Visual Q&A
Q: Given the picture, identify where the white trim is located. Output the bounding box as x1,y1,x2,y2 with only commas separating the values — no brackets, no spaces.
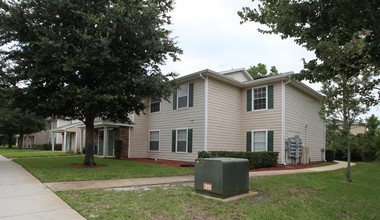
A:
252,85,268,111
176,128,188,153
149,98,161,114
252,129,268,152
148,130,160,152
128,128,131,158
177,83,190,110
75,131,78,153
103,126,108,156
281,80,285,164
204,76,208,151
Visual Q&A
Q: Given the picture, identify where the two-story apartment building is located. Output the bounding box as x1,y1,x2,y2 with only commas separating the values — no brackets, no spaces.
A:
129,68,326,164
21,68,326,165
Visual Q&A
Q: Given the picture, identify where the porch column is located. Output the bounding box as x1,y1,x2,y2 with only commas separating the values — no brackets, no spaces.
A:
22,136,25,148
79,129,83,153
75,131,78,153
103,126,108,156
51,132,55,152
63,131,67,152
15,136,19,147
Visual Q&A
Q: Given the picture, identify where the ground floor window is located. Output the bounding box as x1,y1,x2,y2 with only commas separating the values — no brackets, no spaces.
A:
177,129,187,152
253,130,267,152
149,130,160,151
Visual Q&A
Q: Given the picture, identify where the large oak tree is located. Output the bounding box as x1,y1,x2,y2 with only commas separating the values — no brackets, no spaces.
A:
239,0,379,181
0,0,182,165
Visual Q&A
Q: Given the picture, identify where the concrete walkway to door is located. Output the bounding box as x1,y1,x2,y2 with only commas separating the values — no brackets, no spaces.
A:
0,155,84,220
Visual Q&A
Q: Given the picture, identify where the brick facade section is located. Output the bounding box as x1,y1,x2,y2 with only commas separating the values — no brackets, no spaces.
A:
115,126,129,158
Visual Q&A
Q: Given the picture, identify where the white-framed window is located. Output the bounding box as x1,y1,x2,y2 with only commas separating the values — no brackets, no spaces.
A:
150,98,161,113
253,130,267,152
149,130,160,151
253,86,267,110
176,128,187,153
177,84,189,109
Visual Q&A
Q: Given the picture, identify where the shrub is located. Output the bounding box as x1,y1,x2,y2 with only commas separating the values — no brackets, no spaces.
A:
114,139,123,159
198,151,279,169
325,149,335,162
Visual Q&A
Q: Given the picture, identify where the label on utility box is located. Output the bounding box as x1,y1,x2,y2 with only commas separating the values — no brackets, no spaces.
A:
203,182,212,191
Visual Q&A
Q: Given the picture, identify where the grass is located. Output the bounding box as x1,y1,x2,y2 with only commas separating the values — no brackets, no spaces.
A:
13,156,194,182
58,162,380,219
0,145,69,158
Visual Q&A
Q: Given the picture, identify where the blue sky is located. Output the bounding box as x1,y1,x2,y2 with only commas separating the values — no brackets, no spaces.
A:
161,0,379,119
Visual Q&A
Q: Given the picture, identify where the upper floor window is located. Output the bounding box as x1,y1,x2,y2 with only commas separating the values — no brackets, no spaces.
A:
150,98,161,113
253,86,267,110
149,130,160,151
178,84,189,109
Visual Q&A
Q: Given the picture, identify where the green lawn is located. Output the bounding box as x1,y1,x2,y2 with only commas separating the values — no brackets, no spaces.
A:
14,156,194,182
58,162,380,219
0,145,68,158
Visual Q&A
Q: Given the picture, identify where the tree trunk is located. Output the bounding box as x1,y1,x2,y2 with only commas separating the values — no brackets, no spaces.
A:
18,133,24,150
83,116,96,166
346,130,352,182
8,133,13,148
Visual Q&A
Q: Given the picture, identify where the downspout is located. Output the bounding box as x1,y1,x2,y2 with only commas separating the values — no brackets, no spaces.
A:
199,73,208,151
282,80,291,165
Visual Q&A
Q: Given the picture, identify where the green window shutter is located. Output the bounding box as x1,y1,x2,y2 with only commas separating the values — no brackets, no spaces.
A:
267,130,274,151
268,85,274,109
246,131,252,152
173,89,177,110
172,130,176,152
188,129,193,153
247,89,252,111
189,83,194,107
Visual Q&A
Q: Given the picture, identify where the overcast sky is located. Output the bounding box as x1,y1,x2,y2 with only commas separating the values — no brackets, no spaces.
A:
161,0,379,119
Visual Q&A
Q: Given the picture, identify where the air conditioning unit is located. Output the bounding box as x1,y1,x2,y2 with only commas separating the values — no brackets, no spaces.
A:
194,158,249,198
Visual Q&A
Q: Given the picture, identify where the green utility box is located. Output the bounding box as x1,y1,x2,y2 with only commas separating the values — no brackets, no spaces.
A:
194,158,249,198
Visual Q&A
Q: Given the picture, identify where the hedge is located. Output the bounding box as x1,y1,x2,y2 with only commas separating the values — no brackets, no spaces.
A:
114,139,123,159
34,143,62,151
198,151,279,169
325,149,335,162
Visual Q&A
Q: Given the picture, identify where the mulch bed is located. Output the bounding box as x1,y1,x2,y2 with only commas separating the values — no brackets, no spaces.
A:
251,161,337,172
119,158,336,171
120,158,195,168
69,164,107,169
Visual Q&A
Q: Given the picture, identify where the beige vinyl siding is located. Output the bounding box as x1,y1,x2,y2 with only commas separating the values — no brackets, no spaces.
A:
207,77,243,151
129,105,149,158
223,71,250,82
146,79,204,162
285,84,325,162
32,131,50,145
241,81,283,162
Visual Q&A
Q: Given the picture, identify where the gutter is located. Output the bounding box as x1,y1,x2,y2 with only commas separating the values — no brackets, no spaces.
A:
281,80,291,165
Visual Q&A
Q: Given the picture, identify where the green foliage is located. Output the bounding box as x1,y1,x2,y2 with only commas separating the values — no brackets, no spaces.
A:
114,139,123,159
198,151,278,169
326,115,380,162
325,150,335,162
247,63,279,79
0,0,182,165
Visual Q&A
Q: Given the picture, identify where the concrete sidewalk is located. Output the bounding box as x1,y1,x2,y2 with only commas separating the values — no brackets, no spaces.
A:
45,161,352,192
0,155,84,220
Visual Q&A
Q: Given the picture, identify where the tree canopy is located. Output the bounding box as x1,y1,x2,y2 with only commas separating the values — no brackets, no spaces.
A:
239,0,379,182
247,63,278,79
0,0,182,165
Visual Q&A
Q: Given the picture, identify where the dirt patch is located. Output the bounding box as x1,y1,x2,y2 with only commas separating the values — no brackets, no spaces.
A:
249,194,270,202
69,164,107,168
251,162,337,172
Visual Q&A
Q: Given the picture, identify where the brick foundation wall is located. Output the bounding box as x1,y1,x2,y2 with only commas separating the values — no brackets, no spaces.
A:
115,127,129,158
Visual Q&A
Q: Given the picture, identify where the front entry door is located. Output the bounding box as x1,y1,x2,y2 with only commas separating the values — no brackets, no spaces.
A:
107,130,115,156
98,130,104,156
